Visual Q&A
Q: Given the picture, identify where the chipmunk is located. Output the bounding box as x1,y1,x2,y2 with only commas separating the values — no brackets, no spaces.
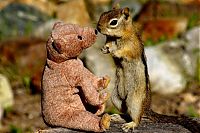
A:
97,7,200,132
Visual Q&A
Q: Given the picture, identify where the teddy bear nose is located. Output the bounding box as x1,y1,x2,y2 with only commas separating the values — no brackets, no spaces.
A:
95,29,98,35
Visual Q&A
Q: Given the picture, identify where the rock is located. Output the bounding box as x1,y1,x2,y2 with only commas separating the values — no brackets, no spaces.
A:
14,0,56,16
0,2,52,40
136,1,200,42
0,74,14,109
55,0,91,26
145,26,200,94
0,106,2,129
33,19,58,39
142,18,188,42
161,0,200,5
146,43,187,94
136,1,200,23
183,26,200,77
0,0,12,10
180,93,198,103
36,118,194,133
91,0,111,5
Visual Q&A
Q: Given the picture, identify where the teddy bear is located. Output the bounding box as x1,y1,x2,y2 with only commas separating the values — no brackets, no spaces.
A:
41,22,111,132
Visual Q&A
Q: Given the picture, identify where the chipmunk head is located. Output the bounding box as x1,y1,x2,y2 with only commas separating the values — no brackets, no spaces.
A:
97,7,132,38
47,22,98,63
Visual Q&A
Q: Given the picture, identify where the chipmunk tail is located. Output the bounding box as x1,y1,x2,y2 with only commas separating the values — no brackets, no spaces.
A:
145,109,200,133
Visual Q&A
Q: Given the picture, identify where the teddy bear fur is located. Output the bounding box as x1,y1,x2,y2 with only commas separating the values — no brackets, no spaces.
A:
41,22,110,132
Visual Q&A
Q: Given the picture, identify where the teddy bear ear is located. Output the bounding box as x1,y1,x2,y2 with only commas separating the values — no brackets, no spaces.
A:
49,36,63,54
53,21,63,29
122,7,130,20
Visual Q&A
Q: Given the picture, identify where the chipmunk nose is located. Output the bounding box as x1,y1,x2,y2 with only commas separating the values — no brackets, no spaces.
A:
95,29,98,35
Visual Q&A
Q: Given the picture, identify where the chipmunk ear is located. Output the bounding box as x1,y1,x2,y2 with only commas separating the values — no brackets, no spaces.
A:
122,7,130,20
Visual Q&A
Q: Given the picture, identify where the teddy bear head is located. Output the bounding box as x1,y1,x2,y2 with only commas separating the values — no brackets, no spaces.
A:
47,22,98,63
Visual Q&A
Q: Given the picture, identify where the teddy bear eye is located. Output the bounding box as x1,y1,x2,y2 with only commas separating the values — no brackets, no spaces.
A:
77,35,82,40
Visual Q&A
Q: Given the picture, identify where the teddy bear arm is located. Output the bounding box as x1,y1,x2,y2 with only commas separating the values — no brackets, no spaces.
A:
81,67,105,90
80,80,102,106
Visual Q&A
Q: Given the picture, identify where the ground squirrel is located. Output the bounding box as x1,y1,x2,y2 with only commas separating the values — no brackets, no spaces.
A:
97,7,200,132
42,22,111,132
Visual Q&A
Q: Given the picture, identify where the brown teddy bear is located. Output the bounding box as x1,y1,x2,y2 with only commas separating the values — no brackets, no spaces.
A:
41,22,111,132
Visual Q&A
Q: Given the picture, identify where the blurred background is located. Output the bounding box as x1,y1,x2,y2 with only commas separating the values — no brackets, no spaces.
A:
0,0,199,132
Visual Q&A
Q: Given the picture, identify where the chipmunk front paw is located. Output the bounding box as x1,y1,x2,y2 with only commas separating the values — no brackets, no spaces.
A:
103,75,110,89
101,45,110,54
96,76,110,91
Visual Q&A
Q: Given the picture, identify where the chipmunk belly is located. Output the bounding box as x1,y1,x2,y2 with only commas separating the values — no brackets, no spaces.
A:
122,59,146,99
116,67,126,99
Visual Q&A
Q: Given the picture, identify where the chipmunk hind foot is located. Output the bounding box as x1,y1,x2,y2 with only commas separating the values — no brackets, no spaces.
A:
121,121,138,132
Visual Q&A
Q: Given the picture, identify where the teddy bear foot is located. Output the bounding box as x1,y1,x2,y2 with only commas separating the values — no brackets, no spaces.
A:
100,113,111,131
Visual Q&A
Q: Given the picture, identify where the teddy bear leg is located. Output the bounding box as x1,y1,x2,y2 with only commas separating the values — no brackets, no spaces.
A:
95,103,106,116
55,109,110,132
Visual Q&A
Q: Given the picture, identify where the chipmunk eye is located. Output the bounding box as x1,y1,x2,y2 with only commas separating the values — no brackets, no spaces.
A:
109,18,118,27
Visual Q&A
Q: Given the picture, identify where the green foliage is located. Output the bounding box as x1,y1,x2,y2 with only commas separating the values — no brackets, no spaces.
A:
0,65,19,82
158,35,167,43
188,14,199,29
144,38,154,46
4,106,13,117
187,105,199,118
9,125,23,133
24,21,33,36
22,75,31,89
144,35,168,46
105,106,120,114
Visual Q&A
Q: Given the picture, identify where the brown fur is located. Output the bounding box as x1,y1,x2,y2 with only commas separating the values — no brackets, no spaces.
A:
97,7,200,132
42,22,111,132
